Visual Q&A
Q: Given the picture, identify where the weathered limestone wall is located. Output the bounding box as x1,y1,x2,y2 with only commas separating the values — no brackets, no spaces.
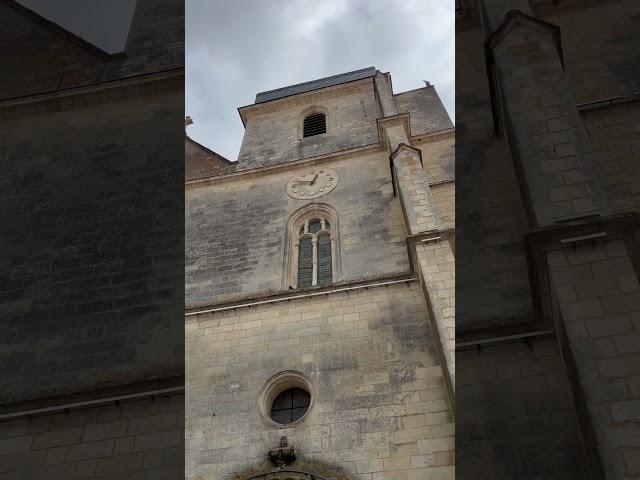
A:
458,0,640,478
186,282,453,480
373,69,457,409
0,0,184,100
489,13,608,225
455,26,534,333
457,337,590,479
456,2,589,477
414,240,456,401
547,236,640,478
237,81,382,169
431,183,455,229
393,150,441,234
534,0,640,103
417,137,455,184
583,102,640,214
186,138,235,181
535,0,640,216
395,88,454,136
187,68,456,479
185,151,410,308
0,393,184,479
417,136,455,229
0,2,185,479
0,88,185,403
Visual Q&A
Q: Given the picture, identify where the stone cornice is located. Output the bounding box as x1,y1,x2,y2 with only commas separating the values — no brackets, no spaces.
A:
406,227,455,246
185,135,457,190
0,68,184,121
0,376,184,419
577,92,640,113
456,213,640,340
524,212,639,251
185,142,385,188
376,113,412,150
411,127,455,144
405,228,456,272
456,328,554,349
185,273,417,316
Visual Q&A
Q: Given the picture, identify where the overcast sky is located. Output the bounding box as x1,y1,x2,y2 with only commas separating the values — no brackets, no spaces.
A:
186,0,454,161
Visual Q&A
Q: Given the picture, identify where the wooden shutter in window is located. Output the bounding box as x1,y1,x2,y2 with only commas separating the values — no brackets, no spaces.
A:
317,233,332,286
298,237,313,287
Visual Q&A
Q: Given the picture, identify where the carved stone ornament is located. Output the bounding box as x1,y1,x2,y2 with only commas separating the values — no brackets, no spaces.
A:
268,436,296,467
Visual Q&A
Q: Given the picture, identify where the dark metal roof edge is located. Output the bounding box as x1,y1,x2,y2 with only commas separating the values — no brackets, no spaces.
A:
254,66,377,104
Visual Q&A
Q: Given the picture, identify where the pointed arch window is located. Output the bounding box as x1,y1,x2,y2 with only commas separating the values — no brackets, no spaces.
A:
297,216,332,288
285,205,339,290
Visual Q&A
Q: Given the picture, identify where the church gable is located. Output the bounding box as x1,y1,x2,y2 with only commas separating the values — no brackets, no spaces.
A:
394,86,454,136
0,0,184,100
0,1,104,100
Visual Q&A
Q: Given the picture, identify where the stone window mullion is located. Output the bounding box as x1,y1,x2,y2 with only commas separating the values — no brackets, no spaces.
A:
311,235,318,287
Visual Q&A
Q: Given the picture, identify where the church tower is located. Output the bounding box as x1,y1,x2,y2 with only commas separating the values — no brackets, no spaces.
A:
185,67,455,479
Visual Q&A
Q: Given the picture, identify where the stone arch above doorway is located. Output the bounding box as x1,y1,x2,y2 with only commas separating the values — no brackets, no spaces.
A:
236,460,353,480
244,472,325,480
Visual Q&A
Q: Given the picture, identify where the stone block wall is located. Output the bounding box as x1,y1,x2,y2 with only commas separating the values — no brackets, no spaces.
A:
237,81,382,169
418,136,455,229
455,26,535,333
415,239,456,399
185,151,410,308
534,0,640,103
186,137,236,181
0,393,184,479
186,281,453,480
0,87,185,403
0,0,184,100
418,138,455,184
583,102,640,213
431,183,455,230
457,337,590,479
0,1,185,478
395,88,454,137
548,237,640,478
393,152,441,235
457,0,640,477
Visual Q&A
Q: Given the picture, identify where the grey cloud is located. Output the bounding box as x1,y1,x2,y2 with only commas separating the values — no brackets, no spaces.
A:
186,0,454,161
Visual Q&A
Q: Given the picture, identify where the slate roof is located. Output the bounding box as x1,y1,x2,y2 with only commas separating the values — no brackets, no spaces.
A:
254,66,377,104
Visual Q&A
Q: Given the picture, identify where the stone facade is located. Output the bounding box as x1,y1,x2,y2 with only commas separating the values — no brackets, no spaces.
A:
186,69,455,479
186,137,236,181
0,1,185,478
457,0,640,478
0,394,184,479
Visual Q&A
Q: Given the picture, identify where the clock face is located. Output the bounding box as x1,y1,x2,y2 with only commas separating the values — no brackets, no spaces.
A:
286,167,339,199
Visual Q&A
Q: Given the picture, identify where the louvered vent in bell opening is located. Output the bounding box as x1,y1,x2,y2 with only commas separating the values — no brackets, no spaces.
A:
303,113,326,137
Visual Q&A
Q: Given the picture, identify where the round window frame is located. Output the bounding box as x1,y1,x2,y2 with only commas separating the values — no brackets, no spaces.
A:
258,370,314,428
